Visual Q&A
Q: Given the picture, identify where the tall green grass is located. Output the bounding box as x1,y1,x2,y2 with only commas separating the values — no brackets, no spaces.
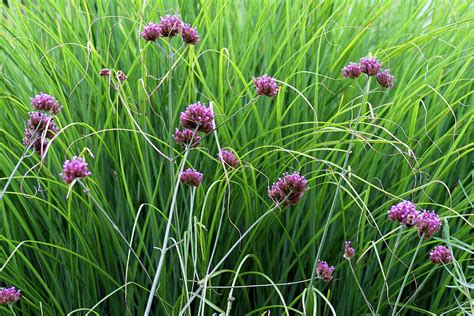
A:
1,0,472,314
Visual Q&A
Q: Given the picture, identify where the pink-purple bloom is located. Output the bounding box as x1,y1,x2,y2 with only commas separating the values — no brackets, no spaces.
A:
359,56,381,76
376,69,394,88
429,245,452,264
387,200,419,227
141,22,161,41
158,15,183,37
180,168,203,187
179,102,214,134
268,172,307,207
344,241,355,259
316,261,335,283
0,286,21,305
174,128,201,147
254,75,278,97
117,71,127,81
182,24,199,45
99,68,110,77
218,149,239,168
61,157,92,184
23,112,58,155
31,93,61,114
342,62,361,79
416,210,442,238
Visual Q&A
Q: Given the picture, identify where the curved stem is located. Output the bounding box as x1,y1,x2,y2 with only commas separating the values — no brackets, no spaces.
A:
0,141,35,200
348,260,375,315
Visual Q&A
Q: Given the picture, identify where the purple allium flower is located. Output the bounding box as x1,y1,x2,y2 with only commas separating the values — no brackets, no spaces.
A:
268,172,308,207
61,157,91,184
376,69,394,88
31,93,61,114
359,56,381,76
179,102,214,134
117,71,127,81
416,210,442,238
180,168,203,187
344,241,355,260
181,24,199,45
218,149,239,168
254,75,278,97
429,245,452,264
141,22,161,41
341,62,361,79
316,261,335,283
387,200,419,226
174,128,201,147
99,68,110,77
0,287,21,305
158,15,184,37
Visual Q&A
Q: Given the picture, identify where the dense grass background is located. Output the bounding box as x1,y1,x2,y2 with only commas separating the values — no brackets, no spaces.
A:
1,0,473,314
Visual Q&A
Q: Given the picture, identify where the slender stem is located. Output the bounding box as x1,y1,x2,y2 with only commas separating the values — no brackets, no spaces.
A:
348,260,375,315
8,304,17,316
168,41,175,182
0,141,35,200
306,76,371,310
392,234,424,315
400,269,435,310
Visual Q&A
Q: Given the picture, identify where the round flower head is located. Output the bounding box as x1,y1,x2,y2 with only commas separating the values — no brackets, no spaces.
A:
174,128,201,147
342,62,361,79
158,15,183,37
344,241,355,260
181,24,199,45
376,69,394,88
99,68,110,77
31,93,61,114
254,75,278,97
316,261,335,283
359,56,381,76
61,157,92,184
0,287,21,305
180,168,203,187
429,245,452,264
218,149,239,168
117,71,127,81
179,102,214,134
416,210,442,238
23,112,58,153
141,22,161,41
387,200,419,226
268,172,308,207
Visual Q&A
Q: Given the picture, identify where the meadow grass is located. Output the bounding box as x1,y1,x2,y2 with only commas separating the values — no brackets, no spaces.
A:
1,0,473,314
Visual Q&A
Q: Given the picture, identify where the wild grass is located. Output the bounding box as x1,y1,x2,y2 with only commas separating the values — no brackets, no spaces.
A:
1,0,473,314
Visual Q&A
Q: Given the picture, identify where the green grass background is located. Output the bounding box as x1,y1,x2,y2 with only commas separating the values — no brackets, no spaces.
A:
1,0,473,314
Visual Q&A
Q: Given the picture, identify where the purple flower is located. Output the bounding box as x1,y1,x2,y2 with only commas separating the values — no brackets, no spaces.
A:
61,157,91,184
254,75,278,97
387,200,419,226
182,24,199,45
0,287,21,305
344,241,355,259
376,69,394,88
117,71,127,81
23,112,58,156
342,62,361,79
158,15,183,37
268,172,307,207
359,56,381,76
180,168,203,187
31,93,61,114
316,261,335,283
416,210,442,238
179,102,214,134
99,68,110,77
429,245,452,264
141,22,161,41
174,128,201,147
218,149,239,168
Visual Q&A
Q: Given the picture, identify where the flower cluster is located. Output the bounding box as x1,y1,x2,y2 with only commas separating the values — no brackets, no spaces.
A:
174,128,201,147
141,15,199,45
218,149,239,168
344,241,355,260
179,102,214,134
0,286,21,305
31,93,61,114
342,55,394,88
61,157,91,184
316,261,335,283
429,245,452,264
268,172,307,207
180,168,203,187
416,210,442,238
116,71,127,81
254,75,278,97
99,68,110,77
23,111,59,156
387,200,419,227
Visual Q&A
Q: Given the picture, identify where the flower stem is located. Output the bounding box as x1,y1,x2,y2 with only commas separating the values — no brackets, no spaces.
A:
168,40,175,182
348,260,375,314
0,141,35,200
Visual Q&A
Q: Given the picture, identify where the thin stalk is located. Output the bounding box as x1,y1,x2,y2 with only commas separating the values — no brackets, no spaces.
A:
306,76,371,309
348,260,375,315
400,269,435,310
392,234,424,315
168,41,175,182
8,304,16,316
